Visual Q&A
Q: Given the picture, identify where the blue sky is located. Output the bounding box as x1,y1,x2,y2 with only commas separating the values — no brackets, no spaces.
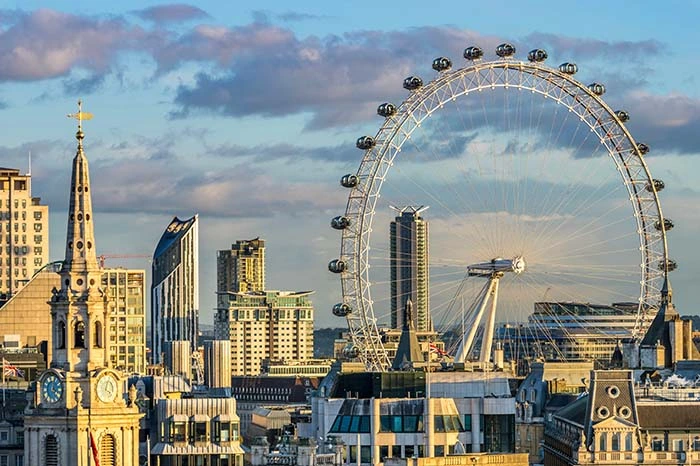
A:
1,1,699,329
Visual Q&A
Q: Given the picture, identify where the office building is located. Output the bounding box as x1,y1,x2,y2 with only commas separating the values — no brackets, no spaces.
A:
102,268,147,374
390,206,431,332
217,238,265,294
0,167,49,299
215,290,314,376
151,215,199,363
150,397,244,466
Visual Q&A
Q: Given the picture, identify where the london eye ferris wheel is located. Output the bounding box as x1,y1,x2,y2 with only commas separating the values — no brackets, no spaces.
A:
328,43,673,372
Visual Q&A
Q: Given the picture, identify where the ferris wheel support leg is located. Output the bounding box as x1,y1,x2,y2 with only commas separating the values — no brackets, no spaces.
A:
455,278,497,363
479,277,500,365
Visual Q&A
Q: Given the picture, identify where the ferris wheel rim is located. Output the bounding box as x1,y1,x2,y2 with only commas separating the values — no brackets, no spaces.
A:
337,57,669,372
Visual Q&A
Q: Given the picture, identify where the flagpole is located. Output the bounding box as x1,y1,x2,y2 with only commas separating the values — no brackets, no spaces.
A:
2,358,6,408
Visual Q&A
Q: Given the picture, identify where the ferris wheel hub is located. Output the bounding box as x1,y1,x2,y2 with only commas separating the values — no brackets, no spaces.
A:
468,256,526,277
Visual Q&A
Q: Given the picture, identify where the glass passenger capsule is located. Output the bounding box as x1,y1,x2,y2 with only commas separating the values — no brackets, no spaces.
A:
403,76,423,91
343,345,360,358
356,136,376,150
432,56,452,72
332,303,352,317
463,46,484,60
527,49,548,62
658,259,677,272
559,63,578,74
340,174,359,188
645,179,665,192
331,216,351,230
636,143,650,155
588,83,606,96
328,259,346,273
615,110,630,122
654,218,674,231
377,102,397,117
496,43,516,58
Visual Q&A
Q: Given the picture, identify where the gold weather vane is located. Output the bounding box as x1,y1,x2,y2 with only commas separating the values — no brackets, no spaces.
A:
67,99,94,130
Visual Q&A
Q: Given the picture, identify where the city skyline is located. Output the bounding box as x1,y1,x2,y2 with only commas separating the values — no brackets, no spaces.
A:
1,2,699,328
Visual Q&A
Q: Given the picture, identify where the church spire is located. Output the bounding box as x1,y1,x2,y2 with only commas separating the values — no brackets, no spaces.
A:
63,100,99,275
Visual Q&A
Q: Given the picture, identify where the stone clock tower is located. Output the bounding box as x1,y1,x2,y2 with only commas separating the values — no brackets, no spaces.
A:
24,102,143,466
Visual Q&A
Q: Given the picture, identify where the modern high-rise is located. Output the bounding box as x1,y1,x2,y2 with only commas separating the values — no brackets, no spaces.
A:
214,290,314,376
151,215,199,363
0,167,49,299
390,205,431,332
217,238,265,293
102,268,146,374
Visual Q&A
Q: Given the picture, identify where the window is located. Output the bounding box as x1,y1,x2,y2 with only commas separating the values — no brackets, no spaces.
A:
45,435,58,466
74,322,86,348
391,445,401,458
599,433,607,451
434,445,444,457
464,414,472,431
0,431,7,442
193,422,207,443
93,321,102,348
0,455,8,466
625,433,633,451
100,434,116,466
14,455,22,466
652,438,663,451
170,422,186,442
484,414,515,453
612,433,620,451
379,446,389,460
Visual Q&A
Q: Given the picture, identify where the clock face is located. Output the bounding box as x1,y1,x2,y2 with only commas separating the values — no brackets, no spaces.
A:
41,373,64,404
97,375,118,403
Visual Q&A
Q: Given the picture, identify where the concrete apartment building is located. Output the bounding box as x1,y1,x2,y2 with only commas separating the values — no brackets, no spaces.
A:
215,290,315,376
0,167,49,300
102,268,147,374
217,238,265,293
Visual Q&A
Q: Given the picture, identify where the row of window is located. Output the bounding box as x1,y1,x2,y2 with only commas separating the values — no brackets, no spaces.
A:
330,414,464,434
0,222,42,232
0,246,43,256
2,235,42,244
165,420,239,444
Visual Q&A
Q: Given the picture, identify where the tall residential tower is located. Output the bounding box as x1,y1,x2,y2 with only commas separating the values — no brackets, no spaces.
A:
390,206,431,332
0,167,49,299
151,215,199,363
217,238,265,293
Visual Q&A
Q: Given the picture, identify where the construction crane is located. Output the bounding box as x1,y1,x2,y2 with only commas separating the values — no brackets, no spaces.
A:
98,254,151,269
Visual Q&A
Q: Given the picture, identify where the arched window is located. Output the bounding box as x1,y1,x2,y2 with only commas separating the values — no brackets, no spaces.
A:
100,434,116,466
45,434,58,466
599,433,607,451
93,321,102,348
57,321,66,349
74,322,86,348
612,432,620,451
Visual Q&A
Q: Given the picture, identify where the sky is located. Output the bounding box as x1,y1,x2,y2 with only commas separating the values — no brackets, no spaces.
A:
1,1,699,329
